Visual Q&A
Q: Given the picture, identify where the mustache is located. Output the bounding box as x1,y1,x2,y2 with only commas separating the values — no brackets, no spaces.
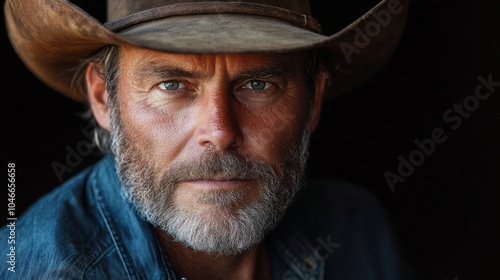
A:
162,150,278,183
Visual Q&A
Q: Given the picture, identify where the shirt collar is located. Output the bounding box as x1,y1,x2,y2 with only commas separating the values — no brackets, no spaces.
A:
267,201,326,280
90,154,176,279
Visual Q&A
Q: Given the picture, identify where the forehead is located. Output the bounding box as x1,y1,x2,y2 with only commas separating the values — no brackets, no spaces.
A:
119,46,307,73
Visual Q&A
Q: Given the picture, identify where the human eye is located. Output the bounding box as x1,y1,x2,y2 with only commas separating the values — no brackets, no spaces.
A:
243,80,272,91
158,80,185,91
235,79,280,105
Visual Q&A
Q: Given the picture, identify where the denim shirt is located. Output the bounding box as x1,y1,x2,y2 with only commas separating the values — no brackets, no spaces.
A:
0,155,414,279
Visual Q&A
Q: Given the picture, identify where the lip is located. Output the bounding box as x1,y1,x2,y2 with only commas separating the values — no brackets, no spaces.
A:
182,179,251,190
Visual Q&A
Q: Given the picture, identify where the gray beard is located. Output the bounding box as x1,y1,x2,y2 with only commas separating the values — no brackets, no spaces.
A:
109,102,311,256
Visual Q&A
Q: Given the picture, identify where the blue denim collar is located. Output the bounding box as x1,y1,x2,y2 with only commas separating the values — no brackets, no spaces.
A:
268,222,326,279
89,155,176,279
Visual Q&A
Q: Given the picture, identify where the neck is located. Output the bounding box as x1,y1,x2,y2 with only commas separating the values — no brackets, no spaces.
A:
155,229,272,280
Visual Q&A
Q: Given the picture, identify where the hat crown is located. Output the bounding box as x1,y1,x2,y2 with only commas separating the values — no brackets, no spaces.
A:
107,0,312,22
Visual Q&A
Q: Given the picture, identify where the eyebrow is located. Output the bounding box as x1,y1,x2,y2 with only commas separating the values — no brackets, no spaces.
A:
137,62,196,80
135,58,296,81
237,60,295,80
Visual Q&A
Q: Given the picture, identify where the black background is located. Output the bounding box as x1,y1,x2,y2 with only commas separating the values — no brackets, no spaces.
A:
2,0,500,279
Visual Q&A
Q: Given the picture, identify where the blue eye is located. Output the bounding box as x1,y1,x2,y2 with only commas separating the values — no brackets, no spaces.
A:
159,81,184,90
245,80,271,90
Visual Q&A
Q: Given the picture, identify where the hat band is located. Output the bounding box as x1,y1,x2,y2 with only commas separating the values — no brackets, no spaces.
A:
104,2,323,33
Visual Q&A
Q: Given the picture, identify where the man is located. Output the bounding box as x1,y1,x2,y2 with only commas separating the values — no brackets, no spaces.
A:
2,0,414,279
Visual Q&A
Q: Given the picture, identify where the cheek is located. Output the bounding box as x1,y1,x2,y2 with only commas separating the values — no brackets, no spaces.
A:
119,97,194,166
242,105,308,163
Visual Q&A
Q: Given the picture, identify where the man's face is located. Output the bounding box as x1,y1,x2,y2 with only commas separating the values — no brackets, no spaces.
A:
106,46,321,255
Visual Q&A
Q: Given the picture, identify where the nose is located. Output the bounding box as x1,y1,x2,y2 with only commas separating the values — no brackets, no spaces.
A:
195,91,242,151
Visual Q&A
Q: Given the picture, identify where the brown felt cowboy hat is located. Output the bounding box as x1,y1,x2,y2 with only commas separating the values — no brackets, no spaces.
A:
4,0,408,103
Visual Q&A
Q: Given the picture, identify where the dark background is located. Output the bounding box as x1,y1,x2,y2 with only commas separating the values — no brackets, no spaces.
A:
2,0,499,279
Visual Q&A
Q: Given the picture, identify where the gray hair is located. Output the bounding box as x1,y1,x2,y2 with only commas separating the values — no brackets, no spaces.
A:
73,45,120,153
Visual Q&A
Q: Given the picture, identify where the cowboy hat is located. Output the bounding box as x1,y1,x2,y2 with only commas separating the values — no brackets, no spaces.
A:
4,0,408,103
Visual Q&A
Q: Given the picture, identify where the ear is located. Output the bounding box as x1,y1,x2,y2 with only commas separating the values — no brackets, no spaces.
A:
86,63,111,131
308,70,328,132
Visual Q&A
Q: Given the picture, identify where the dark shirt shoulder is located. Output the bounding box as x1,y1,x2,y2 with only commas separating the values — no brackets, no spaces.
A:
277,177,415,280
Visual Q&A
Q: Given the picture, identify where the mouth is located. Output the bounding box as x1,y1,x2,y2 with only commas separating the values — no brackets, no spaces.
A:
183,178,251,189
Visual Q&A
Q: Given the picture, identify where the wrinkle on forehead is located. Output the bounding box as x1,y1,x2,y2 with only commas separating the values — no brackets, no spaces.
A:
120,45,305,79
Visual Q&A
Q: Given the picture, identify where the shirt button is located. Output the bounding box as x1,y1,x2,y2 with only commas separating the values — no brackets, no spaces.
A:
303,256,317,271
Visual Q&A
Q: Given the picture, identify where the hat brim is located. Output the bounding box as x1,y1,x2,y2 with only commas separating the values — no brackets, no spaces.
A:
4,0,408,103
